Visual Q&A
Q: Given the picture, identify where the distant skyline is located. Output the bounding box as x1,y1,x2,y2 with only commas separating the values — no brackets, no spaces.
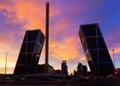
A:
0,0,120,74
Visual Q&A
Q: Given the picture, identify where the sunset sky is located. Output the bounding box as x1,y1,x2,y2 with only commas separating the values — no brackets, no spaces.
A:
0,0,120,74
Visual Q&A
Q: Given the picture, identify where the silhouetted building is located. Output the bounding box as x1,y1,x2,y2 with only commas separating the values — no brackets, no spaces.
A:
77,63,87,76
73,70,77,77
83,65,87,76
79,23,114,76
37,64,54,73
61,60,68,75
54,70,62,74
14,29,45,75
77,63,83,76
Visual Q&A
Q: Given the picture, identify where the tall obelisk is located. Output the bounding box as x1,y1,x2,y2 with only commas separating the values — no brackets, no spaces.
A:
45,2,49,72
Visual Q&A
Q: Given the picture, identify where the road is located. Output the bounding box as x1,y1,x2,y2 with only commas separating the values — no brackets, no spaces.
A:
0,78,120,86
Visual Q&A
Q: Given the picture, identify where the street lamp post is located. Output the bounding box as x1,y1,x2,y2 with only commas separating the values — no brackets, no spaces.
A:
5,52,7,75
112,49,115,73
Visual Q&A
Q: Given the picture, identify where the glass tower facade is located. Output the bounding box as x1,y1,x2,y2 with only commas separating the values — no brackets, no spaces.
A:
79,23,114,76
14,29,45,75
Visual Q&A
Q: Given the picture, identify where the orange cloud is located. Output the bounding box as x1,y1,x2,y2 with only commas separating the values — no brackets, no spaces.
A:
11,1,45,33
0,0,59,35
49,36,81,60
79,57,86,61
12,0,58,34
